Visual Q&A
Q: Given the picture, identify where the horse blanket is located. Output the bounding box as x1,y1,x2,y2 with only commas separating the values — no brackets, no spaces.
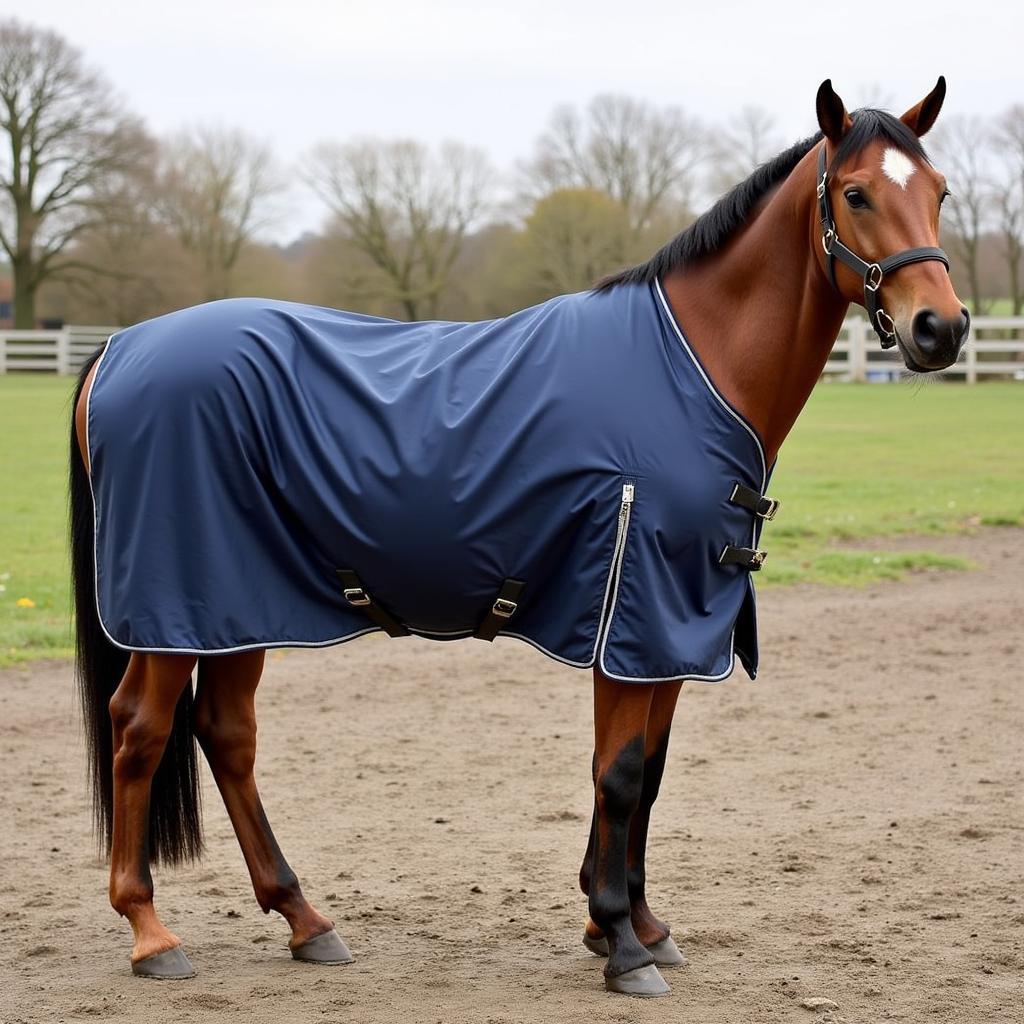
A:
86,280,771,683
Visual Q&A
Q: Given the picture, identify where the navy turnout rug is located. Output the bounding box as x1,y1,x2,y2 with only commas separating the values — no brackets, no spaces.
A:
87,280,772,683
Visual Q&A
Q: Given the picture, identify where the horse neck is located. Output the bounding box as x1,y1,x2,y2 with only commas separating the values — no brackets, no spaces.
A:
659,150,849,465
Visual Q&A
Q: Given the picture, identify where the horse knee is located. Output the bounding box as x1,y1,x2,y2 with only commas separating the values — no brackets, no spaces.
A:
596,736,645,821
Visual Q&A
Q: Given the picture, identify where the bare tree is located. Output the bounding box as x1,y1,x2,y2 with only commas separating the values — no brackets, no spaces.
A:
307,139,491,320
157,127,282,301
522,94,706,233
931,116,992,314
993,106,1024,315
521,187,631,295
709,104,783,193
0,19,148,327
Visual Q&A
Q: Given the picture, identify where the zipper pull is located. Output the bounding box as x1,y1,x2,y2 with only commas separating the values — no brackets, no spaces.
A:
621,483,635,504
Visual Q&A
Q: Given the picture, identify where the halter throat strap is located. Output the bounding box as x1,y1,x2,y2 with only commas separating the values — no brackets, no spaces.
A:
816,144,949,349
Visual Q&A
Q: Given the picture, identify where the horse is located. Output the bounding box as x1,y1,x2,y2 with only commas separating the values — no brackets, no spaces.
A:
68,78,967,997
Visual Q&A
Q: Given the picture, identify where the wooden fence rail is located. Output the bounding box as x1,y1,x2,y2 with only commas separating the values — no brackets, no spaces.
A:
1,318,1022,381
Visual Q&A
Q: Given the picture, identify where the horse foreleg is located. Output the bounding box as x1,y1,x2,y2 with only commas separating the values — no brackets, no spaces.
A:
108,652,197,977
585,668,668,996
193,650,350,965
581,681,685,967
623,681,684,958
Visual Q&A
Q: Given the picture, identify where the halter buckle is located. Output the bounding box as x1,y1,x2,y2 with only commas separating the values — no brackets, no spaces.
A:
875,309,897,343
816,172,827,200
865,263,884,292
822,227,836,255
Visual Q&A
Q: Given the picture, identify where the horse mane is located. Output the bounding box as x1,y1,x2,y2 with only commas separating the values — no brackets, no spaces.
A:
597,108,930,290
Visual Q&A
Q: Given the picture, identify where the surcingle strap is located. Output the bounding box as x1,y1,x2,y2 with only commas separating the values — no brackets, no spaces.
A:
335,569,409,637
719,545,767,571
729,482,780,520
474,578,526,642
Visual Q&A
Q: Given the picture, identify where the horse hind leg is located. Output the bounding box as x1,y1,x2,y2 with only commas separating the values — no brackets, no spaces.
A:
192,650,351,965
108,652,199,978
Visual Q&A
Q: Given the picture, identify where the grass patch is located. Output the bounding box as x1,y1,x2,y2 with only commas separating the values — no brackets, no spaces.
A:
761,550,972,587
759,380,1023,586
0,375,77,665
0,375,1020,664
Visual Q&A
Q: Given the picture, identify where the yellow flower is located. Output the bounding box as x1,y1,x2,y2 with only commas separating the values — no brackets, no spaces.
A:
16,597,35,608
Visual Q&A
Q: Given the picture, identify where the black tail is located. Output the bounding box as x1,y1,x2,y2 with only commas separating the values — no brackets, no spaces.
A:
70,348,203,865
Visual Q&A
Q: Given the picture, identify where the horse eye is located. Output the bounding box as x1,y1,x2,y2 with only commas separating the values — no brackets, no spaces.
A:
844,189,868,210
940,189,951,206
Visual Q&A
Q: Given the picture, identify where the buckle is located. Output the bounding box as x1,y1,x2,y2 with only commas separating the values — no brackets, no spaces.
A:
816,172,827,200
821,227,836,255
492,597,518,618
719,545,768,570
875,309,897,338
761,498,780,521
343,587,371,607
865,263,884,292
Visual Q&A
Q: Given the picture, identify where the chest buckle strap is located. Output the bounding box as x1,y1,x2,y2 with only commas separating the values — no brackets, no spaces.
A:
719,545,767,571
335,568,410,638
729,482,780,520
475,578,526,642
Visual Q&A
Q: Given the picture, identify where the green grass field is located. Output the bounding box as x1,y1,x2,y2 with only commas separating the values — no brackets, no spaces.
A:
0,375,1021,665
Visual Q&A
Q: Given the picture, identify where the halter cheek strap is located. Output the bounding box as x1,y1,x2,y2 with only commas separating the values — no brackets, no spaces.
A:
816,145,950,349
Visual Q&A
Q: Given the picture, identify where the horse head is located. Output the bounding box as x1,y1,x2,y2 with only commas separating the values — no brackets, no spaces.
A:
816,77,969,372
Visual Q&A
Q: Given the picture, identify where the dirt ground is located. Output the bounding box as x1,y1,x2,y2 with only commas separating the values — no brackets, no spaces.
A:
1,530,1022,1024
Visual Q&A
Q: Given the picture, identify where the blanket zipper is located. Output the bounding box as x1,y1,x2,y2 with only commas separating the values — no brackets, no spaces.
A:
596,481,635,648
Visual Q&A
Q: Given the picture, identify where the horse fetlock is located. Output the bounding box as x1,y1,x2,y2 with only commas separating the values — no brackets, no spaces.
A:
588,885,632,934
255,867,303,915
603,930,656,980
109,876,155,917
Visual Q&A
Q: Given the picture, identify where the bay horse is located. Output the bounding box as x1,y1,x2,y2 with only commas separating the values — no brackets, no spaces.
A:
68,79,967,997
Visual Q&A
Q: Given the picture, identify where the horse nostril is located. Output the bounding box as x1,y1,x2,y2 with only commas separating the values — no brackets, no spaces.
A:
911,309,942,353
955,306,971,347
912,307,970,357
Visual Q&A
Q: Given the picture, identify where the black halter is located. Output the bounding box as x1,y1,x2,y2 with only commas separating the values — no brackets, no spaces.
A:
816,144,950,349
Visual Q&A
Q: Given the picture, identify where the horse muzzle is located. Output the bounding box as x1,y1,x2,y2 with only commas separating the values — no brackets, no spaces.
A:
900,306,970,371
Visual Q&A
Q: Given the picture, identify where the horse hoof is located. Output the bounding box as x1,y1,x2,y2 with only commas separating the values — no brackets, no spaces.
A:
290,929,353,965
646,935,687,967
131,945,196,980
604,963,670,998
583,932,687,967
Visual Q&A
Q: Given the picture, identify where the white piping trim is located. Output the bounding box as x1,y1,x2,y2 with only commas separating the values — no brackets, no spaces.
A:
653,278,767,489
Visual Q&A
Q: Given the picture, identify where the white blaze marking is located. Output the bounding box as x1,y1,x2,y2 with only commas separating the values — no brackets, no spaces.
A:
882,147,916,190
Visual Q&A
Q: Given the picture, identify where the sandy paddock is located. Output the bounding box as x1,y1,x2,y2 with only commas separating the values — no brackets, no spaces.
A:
1,530,1021,1024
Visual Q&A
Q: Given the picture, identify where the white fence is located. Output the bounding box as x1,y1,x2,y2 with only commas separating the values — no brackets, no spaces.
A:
1,318,1022,381
0,326,118,376
824,316,1024,382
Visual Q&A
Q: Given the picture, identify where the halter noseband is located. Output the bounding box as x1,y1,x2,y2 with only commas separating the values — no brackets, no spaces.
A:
816,144,950,349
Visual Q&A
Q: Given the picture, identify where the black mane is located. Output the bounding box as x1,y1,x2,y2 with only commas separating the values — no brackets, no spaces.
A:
597,108,929,290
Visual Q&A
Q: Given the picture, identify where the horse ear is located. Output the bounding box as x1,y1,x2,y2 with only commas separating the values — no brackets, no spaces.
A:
816,80,852,143
900,76,946,137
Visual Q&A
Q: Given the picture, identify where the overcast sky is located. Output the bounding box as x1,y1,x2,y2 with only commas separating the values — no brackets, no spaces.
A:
12,0,1023,242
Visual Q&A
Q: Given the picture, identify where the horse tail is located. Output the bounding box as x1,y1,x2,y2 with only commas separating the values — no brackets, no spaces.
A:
69,347,204,865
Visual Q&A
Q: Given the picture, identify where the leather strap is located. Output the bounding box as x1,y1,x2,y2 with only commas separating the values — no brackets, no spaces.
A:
335,568,409,638
719,545,767,571
474,578,526,642
729,482,780,520
816,144,950,350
